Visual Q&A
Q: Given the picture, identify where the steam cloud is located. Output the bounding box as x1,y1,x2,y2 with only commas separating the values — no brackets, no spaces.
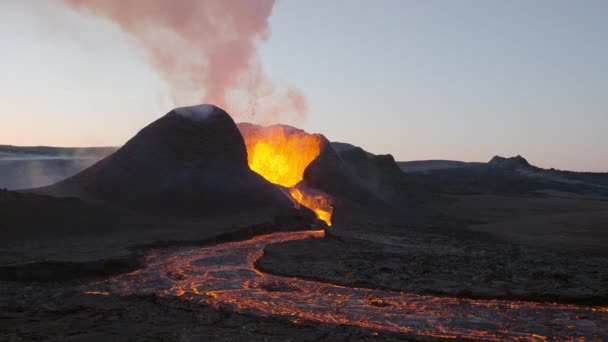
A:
60,0,307,123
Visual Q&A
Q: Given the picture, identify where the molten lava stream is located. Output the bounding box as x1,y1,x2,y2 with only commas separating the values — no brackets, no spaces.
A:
240,125,333,225
86,231,608,341
289,187,333,226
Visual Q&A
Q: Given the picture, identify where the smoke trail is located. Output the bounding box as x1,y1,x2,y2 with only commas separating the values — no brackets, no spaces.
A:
61,0,307,123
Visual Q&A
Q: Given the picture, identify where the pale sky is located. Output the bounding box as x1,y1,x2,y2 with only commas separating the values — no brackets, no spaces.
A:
1,0,607,171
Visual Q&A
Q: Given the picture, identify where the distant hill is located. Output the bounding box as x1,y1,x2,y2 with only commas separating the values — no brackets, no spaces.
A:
4,135,607,200
397,160,484,173
413,155,608,196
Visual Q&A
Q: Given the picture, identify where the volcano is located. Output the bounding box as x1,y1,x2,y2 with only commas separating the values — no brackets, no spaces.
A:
34,105,306,218
237,123,415,224
237,123,335,225
31,105,412,226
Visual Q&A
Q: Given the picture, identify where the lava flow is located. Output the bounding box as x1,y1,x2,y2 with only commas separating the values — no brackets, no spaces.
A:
239,124,333,225
87,231,608,341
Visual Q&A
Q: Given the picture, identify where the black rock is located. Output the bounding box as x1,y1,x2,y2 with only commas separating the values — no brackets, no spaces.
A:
488,155,531,169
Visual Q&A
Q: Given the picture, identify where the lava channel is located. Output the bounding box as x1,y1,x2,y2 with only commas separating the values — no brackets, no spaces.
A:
86,230,608,341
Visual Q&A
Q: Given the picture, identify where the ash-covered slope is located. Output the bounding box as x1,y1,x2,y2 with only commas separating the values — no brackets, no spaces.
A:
34,105,298,217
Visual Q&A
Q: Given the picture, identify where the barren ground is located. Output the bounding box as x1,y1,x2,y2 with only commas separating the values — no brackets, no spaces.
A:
258,193,608,304
0,281,416,342
2,192,607,340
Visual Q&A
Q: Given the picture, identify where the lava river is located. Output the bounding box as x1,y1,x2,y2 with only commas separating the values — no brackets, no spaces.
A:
86,230,608,341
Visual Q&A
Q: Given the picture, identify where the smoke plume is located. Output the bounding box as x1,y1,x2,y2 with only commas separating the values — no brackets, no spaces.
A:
61,0,307,123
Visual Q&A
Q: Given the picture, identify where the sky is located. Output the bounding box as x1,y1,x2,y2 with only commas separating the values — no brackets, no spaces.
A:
1,0,607,171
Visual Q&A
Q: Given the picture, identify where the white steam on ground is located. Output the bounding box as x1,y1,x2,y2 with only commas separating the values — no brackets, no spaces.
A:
0,147,115,190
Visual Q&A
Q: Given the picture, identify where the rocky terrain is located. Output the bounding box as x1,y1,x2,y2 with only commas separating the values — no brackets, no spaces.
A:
258,149,608,306
258,191,608,306
259,210,608,305
0,281,417,342
2,107,607,340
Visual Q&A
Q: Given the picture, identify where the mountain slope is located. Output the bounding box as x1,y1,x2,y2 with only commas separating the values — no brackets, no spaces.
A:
33,105,301,217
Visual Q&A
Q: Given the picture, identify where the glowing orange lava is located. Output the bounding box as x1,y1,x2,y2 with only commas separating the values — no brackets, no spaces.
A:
87,231,608,340
289,187,333,226
239,124,333,225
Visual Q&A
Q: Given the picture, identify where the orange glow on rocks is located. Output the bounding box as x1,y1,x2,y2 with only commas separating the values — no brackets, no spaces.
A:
240,124,333,225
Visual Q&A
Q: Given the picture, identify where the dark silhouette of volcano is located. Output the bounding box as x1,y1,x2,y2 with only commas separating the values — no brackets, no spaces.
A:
34,105,298,217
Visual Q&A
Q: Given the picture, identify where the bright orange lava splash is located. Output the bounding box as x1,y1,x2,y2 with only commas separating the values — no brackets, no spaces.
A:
289,188,333,226
240,124,333,225
87,231,608,340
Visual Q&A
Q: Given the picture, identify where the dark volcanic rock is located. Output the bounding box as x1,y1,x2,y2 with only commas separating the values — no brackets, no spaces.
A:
34,105,298,217
488,155,531,169
258,212,608,305
306,143,432,208
302,139,380,205
330,141,374,156
338,147,408,201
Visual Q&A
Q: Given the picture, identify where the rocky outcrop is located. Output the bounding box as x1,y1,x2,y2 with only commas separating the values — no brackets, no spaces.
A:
488,155,532,169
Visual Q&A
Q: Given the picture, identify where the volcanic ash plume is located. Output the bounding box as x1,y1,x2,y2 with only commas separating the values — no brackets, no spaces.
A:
61,0,307,123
